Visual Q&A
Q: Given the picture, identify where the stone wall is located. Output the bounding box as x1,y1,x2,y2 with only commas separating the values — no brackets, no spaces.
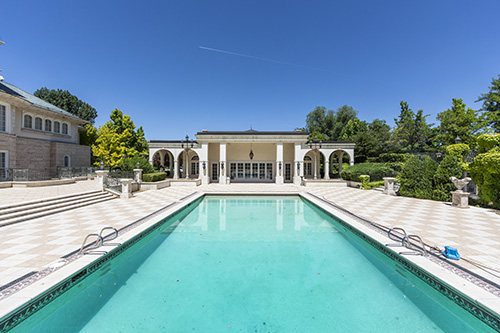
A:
15,137,52,169
0,133,16,167
51,141,90,168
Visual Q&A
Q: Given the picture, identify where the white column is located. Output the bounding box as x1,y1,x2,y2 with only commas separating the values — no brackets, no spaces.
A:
160,151,165,167
313,150,318,180
174,159,179,179
293,142,302,186
185,150,189,179
200,142,209,185
219,142,227,185
276,142,283,185
324,156,330,179
338,151,344,174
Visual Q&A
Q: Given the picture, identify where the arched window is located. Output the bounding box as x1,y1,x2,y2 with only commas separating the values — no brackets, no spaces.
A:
35,117,43,130
54,121,61,133
62,123,68,135
23,114,33,128
45,119,52,132
64,155,71,167
191,155,199,161
304,156,312,161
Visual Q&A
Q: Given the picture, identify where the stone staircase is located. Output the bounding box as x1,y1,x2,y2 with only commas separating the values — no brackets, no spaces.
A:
0,191,117,227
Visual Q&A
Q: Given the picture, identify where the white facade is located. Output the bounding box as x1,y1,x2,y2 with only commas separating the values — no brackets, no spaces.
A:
149,130,355,185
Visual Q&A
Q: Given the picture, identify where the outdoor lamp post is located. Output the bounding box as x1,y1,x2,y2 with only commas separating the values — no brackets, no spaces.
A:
308,136,322,180
455,136,461,144
181,135,194,179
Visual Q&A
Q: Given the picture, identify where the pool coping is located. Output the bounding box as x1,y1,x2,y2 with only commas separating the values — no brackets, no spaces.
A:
0,191,499,331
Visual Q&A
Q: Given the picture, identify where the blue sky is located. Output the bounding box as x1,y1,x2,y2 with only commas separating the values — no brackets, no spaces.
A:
1,0,499,140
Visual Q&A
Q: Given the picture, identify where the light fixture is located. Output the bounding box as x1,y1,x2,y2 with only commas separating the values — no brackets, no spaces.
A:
249,150,254,160
297,162,300,170
202,161,206,169
455,136,461,144
136,162,140,169
279,161,282,169
100,161,104,170
221,161,224,169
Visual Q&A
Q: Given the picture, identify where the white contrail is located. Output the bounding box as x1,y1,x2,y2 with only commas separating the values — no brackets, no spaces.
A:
199,46,326,72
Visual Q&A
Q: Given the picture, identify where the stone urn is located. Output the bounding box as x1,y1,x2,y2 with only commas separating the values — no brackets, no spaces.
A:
450,177,471,208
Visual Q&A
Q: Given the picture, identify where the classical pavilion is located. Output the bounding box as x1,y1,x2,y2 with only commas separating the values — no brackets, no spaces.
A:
148,129,355,186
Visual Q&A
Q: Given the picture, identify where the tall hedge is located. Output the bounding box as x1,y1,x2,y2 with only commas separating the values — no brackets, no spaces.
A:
398,155,438,199
471,134,500,205
340,163,396,182
432,155,462,201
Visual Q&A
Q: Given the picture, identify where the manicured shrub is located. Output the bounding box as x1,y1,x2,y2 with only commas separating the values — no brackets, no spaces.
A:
445,143,470,172
378,153,411,163
359,175,370,189
142,172,167,182
470,146,500,204
477,133,500,153
340,163,396,182
398,155,438,199
432,155,463,202
119,155,154,173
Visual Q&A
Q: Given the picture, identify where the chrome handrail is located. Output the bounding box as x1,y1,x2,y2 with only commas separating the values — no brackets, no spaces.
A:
402,234,428,257
78,234,104,255
99,227,118,243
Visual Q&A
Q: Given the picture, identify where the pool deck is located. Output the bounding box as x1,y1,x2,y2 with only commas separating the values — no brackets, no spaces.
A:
1,180,500,319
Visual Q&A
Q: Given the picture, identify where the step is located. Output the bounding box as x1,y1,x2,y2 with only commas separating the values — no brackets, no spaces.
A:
0,192,106,217
0,193,114,222
0,190,102,211
0,195,116,228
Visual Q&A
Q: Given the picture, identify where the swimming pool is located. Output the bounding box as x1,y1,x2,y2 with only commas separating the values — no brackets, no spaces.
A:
1,195,498,332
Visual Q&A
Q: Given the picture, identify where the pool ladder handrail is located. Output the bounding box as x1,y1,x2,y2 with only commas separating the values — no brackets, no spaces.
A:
402,234,428,257
78,234,104,255
79,226,119,255
386,227,429,257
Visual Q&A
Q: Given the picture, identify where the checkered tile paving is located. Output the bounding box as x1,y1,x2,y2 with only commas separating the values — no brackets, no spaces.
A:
0,185,197,286
308,187,500,284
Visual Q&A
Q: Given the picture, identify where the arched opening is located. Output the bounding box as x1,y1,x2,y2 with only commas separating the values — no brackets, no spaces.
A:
177,150,200,179
152,149,174,177
330,150,352,179
304,150,326,179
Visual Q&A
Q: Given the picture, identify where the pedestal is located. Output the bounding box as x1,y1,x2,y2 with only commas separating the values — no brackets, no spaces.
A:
451,190,470,208
383,177,396,196
120,178,133,199
133,169,143,184
95,170,109,191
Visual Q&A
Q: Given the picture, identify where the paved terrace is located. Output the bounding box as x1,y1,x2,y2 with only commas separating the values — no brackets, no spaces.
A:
0,181,499,295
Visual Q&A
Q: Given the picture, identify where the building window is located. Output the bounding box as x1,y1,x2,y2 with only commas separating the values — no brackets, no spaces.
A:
64,155,71,167
0,105,6,132
45,119,52,132
54,121,61,133
62,123,68,135
0,151,7,180
23,114,33,128
35,117,43,130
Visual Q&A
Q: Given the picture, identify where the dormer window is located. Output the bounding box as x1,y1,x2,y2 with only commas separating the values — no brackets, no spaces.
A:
35,117,42,130
24,114,33,129
45,119,52,132
54,121,60,133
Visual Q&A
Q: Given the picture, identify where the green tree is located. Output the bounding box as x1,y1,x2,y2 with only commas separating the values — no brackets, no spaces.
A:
476,74,500,132
398,155,438,199
305,106,331,136
367,119,393,155
330,105,358,140
436,98,483,146
393,101,432,152
34,87,98,123
92,109,149,167
432,155,463,202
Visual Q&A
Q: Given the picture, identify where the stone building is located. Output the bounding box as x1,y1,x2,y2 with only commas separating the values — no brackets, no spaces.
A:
0,81,90,178
149,130,355,186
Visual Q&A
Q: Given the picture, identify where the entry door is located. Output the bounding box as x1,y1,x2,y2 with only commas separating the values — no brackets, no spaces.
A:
211,163,218,181
284,163,292,182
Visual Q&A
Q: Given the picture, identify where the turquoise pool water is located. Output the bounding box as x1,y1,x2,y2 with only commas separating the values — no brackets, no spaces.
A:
8,196,494,332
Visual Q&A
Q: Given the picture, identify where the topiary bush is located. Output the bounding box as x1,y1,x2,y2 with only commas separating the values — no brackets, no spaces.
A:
119,155,154,174
142,172,168,182
359,175,370,189
470,146,500,205
398,155,438,199
378,153,411,163
477,133,500,153
445,143,470,172
432,155,463,202
340,163,396,182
